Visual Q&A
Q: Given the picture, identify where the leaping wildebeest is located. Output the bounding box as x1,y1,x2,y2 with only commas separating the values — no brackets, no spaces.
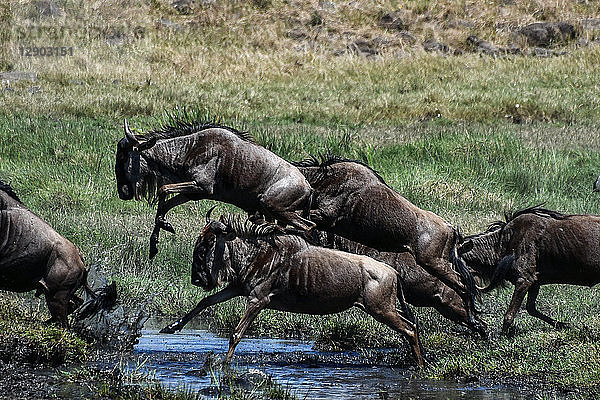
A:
0,181,116,327
315,232,487,337
458,206,600,335
160,212,424,367
293,155,483,333
115,118,315,259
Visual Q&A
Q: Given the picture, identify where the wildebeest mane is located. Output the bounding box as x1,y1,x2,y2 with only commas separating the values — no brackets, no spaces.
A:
504,205,568,222
292,152,387,185
223,215,280,238
0,180,22,203
463,205,565,242
144,117,254,143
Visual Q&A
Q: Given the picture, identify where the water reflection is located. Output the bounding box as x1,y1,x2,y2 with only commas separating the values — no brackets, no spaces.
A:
134,330,527,400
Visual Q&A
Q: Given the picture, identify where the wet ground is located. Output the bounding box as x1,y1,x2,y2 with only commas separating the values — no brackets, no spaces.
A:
131,329,531,399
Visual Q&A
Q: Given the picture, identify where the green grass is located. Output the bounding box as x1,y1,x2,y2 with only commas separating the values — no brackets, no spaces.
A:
0,293,88,365
2,0,600,396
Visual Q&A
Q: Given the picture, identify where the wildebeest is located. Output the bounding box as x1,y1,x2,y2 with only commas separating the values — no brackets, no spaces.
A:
115,118,315,259
293,155,481,327
314,231,487,337
594,175,600,192
0,181,115,327
160,212,424,367
458,206,600,334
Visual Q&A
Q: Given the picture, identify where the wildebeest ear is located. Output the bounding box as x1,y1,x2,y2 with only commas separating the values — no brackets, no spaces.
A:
136,136,158,152
457,239,473,255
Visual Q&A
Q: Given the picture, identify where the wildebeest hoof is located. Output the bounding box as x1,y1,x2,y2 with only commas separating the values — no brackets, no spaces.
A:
159,323,181,334
555,321,570,330
501,325,517,338
149,241,159,260
156,219,176,234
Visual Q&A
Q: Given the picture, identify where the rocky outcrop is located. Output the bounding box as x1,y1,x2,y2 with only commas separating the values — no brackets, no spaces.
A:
516,22,577,47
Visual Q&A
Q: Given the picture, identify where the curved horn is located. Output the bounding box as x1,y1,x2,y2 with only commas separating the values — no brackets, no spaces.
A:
205,205,218,224
124,119,140,146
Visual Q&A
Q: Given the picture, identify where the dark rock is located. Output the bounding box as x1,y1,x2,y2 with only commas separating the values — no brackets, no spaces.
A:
0,71,38,82
422,39,450,54
318,0,335,10
517,22,577,47
286,28,308,40
172,0,195,14
580,18,600,31
234,368,269,389
466,35,499,56
105,30,126,46
378,11,407,31
397,30,417,45
158,18,184,32
308,10,323,26
347,39,379,56
33,0,64,18
527,47,567,57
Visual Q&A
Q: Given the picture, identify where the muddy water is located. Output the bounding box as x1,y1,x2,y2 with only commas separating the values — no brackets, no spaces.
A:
133,330,529,399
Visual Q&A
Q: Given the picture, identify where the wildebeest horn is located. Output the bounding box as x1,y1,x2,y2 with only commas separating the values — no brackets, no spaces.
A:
124,119,140,146
205,205,217,224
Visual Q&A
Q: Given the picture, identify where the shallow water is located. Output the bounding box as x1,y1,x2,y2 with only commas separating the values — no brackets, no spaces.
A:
133,330,530,399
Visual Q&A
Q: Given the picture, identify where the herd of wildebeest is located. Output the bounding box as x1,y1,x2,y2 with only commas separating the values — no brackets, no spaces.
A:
2,117,600,367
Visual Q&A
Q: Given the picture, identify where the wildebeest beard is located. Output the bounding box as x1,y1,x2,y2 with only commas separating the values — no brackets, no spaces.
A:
131,154,160,206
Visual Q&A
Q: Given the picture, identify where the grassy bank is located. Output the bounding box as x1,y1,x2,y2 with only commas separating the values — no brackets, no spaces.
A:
2,0,600,397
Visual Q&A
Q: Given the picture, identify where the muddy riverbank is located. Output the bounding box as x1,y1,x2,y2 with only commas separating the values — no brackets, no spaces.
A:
0,327,591,400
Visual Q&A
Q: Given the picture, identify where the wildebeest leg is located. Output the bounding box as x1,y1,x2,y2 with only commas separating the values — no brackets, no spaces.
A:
150,182,211,259
149,194,192,258
525,283,568,330
45,289,71,328
502,279,531,335
368,307,424,367
361,280,424,367
259,193,316,232
225,296,270,363
155,194,192,233
68,294,84,314
160,285,239,333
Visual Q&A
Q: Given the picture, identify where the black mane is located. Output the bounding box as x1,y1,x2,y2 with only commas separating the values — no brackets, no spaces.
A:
464,205,567,241
0,180,22,203
504,205,567,222
223,215,280,239
141,113,253,143
292,152,387,185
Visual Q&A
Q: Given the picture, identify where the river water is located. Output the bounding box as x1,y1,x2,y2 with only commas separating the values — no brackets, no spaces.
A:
132,330,529,399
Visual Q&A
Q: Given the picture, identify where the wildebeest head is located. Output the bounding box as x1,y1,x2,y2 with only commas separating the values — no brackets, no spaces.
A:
192,211,280,290
457,222,505,283
191,208,236,290
115,119,158,201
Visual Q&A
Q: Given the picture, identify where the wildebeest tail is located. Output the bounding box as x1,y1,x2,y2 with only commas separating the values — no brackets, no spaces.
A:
302,189,314,219
482,254,514,293
75,273,118,321
451,229,481,308
396,274,417,325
